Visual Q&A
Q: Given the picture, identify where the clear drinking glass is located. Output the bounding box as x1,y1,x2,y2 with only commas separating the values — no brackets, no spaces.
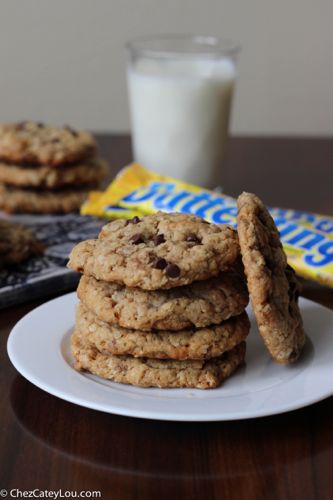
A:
126,34,240,188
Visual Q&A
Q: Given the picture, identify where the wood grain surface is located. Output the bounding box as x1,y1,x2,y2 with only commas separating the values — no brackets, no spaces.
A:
1,135,333,500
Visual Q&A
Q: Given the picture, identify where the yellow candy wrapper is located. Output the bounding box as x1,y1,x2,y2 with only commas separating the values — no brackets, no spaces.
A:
82,163,333,288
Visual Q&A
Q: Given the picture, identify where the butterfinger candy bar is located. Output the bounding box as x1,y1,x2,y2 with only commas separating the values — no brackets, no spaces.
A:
82,163,333,287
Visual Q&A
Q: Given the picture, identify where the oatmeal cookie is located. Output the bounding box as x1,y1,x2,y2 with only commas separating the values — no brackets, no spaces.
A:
0,219,43,266
71,331,246,389
68,212,240,289
0,121,96,165
0,184,90,213
237,192,305,363
77,271,248,330
0,158,107,189
75,302,250,360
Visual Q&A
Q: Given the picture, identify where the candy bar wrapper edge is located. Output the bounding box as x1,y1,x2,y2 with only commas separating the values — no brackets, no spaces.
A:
81,163,333,288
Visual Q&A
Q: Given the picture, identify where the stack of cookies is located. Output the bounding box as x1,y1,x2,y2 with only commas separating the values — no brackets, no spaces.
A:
68,212,251,389
0,121,107,213
68,193,306,390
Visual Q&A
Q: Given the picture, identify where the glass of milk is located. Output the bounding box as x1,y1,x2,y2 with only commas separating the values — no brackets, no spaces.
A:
126,35,239,188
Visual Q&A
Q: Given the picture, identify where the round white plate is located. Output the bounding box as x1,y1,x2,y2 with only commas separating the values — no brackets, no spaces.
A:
7,293,333,421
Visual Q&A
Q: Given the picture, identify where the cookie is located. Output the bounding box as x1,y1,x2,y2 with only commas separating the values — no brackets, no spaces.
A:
0,122,96,166
77,271,248,331
0,219,43,266
71,331,246,389
76,302,250,360
0,184,90,213
68,212,240,289
237,192,305,363
0,158,107,189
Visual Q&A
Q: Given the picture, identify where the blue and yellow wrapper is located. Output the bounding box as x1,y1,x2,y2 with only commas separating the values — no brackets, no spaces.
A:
81,163,333,288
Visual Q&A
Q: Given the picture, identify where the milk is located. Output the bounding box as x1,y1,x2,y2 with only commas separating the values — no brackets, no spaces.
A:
127,57,236,187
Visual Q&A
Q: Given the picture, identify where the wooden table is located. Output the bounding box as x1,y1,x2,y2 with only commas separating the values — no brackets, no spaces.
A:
1,136,333,500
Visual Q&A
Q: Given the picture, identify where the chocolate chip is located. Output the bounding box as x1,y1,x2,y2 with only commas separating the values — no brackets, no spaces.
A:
165,263,180,278
257,212,267,226
125,216,141,225
288,280,300,302
65,125,78,137
285,265,299,301
186,233,202,244
285,264,296,277
37,122,44,128
16,121,28,130
51,137,60,143
130,234,144,245
288,349,298,362
153,233,165,246
152,257,168,270
264,256,275,273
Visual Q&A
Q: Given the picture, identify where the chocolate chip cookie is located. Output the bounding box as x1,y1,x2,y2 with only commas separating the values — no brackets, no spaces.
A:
68,212,240,289
77,271,248,331
71,331,246,389
0,184,90,213
76,302,250,360
0,158,107,189
0,122,96,165
237,192,305,363
0,219,43,266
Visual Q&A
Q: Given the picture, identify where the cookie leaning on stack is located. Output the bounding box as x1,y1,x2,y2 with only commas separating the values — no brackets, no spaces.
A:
237,192,305,363
0,122,107,213
68,212,250,389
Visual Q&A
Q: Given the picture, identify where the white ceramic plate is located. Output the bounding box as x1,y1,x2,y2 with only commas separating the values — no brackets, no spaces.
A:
7,293,333,421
